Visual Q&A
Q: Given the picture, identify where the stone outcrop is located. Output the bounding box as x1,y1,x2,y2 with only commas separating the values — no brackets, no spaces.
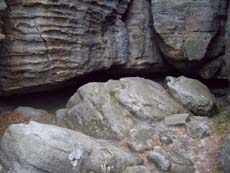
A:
151,0,227,72
0,0,228,94
0,0,167,95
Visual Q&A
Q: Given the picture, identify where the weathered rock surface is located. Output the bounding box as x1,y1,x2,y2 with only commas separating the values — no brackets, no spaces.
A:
127,123,155,152
158,132,174,145
0,93,226,173
125,0,165,71
166,76,216,116
164,113,190,126
0,0,228,94
147,150,171,171
57,77,188,140
123,166,151,173
186,119,209,139
223,135,230,173
151,0,227,72
0,0,167,95
147,147,194,172
14,106,50,120
0,121,142,173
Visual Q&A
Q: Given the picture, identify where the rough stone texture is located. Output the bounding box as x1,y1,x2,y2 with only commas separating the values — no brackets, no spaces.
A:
123,166,151,173
0,0,167,95
127,123,155,153
14,106,50,119
164,113,190,126
169,151,194,173
148,147,194,173
56,108,68,126
158,132,173,145
186,119,209,139
166,76,216,116
151,0,227,72
124,0,165,71
223,135,230,173
147,150,171,171
0,121,142,173
58,77,188,140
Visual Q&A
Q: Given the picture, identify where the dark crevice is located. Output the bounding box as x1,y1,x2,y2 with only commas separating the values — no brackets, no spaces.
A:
121,0,132,22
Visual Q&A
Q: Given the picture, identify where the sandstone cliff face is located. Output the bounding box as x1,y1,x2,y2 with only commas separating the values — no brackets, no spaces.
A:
0,0,229,94
0,0,166,94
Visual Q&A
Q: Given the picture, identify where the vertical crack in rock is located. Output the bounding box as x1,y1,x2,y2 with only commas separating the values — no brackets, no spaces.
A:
32,19,51,82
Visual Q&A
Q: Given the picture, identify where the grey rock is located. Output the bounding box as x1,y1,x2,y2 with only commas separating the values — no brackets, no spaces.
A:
151,0,227,72
166,76,216,116
158,132,173,145
60,77,188,140
164,113,190,126
147,150,171,171
123,166,151,173
0,122,142,173
0,0,167,95
186,120,209,139
14,106,49,120
148,147,194,173
223,135,230,173
55,108,68,126
124,0,166,71
170,151,194,173
127,123,155,153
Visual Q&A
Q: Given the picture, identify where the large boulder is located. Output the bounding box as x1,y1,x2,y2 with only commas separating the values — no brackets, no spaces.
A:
0,0,167,95
0,121,142,173
151,0,227,72
57,77,188,140
166,76,216,116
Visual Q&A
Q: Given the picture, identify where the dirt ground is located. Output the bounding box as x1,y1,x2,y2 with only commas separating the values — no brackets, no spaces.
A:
0,112,55,138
